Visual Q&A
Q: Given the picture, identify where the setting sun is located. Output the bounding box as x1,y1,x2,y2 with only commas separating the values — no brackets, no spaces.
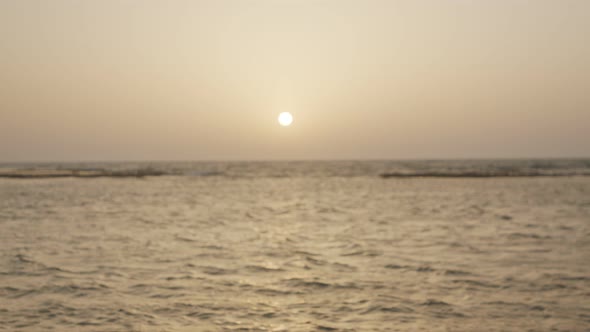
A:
278,112,293,127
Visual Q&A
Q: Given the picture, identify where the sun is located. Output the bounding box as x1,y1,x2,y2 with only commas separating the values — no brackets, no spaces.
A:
278,112,293,126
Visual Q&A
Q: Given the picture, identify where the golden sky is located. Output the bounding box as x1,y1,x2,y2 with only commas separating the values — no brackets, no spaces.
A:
1,0,589,161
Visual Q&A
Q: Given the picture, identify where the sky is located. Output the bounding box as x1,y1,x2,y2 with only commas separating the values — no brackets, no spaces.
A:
1,0,589,161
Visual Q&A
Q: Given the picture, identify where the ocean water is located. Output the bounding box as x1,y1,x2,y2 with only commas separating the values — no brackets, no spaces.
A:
0,160,589,331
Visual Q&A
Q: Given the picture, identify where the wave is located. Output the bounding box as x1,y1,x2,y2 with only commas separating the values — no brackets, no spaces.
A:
184,170,225,177
0,167,168,179
2,159,589,179
281,278,360,290
379,170,590,178
244,265,285,273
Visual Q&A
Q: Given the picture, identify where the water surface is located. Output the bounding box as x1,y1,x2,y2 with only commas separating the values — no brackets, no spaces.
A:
1,161,589,331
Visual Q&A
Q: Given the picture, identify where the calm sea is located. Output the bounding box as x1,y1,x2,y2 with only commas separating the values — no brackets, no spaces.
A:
1,160,589,331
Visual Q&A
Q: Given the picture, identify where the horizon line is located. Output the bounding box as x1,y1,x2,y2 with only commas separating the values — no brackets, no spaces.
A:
1,156,589,164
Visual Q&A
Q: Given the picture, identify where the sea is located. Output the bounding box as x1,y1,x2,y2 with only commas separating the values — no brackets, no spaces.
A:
1,159,589,331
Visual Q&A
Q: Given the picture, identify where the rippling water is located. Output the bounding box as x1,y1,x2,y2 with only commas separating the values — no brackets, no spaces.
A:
1,161,589,331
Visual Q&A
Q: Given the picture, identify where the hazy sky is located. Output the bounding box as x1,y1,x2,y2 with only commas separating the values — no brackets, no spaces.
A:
1,0,589,161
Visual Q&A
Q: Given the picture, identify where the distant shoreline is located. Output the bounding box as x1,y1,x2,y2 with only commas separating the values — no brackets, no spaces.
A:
0,168,168,179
